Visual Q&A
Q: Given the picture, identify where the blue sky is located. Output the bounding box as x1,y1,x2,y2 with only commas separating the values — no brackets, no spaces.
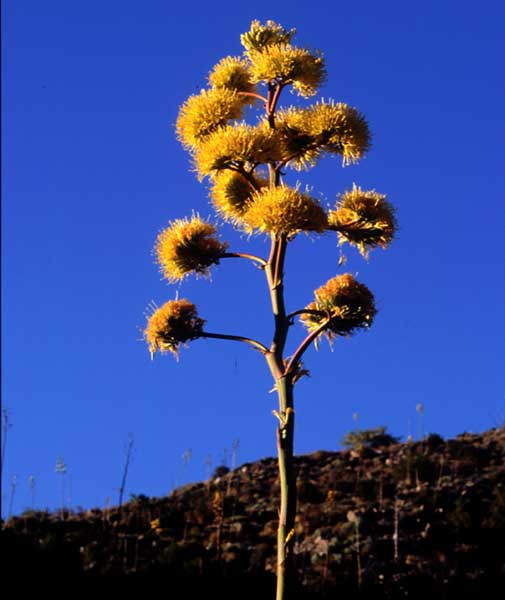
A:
2,0,504,517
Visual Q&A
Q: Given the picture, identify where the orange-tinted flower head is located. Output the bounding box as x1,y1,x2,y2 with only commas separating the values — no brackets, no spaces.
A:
240,20,295,55
144,299,204,358
276,101,371,170
208,56,256,103
243,185,328,237
155,216,228,283
176,88,244,150
247,44,326,98
193,122,282,180
328,185,397,257
301,273,376,341
209,170,268,225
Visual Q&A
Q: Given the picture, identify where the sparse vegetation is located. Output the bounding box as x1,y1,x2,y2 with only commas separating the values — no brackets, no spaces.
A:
118,434,135,512
341,427,400,450
1,428,504,597
28,474,36,510
1,409,12,481
54,456,67,519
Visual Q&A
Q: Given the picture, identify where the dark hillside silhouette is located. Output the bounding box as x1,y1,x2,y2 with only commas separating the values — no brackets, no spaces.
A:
2,427,504,597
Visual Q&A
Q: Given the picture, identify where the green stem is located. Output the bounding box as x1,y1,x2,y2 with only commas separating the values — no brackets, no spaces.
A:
264,234,296,600
263,81,298,600
275,375,297,600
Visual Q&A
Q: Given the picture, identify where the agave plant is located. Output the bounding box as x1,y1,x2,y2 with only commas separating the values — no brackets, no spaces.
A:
143,20,397,600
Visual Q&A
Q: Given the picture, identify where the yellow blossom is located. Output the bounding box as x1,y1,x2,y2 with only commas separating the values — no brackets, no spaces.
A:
209,170,268,224
243,185,328,237
193,122,282,179
176,88,244,150
301,273,376,341
276,101,371,169
155,216,228,282
328,185,397,257
208,56,256,103
144,299,205,358
240,20,295,56
248,44,326,98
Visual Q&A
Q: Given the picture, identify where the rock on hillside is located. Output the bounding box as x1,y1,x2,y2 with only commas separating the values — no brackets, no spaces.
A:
2,428,504,598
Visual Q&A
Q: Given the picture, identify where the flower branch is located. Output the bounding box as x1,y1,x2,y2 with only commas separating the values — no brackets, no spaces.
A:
286,308,327,323
285,318,331,376
200,331,269,354
238,90,269,104
222,252,267,268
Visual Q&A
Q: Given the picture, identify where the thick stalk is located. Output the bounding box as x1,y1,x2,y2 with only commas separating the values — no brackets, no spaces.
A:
265,236,288,356
263,81,298,600
264,233,297,600
275,374,297,600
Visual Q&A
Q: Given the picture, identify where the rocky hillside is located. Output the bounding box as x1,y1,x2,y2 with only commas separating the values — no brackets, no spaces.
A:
2,428,504,598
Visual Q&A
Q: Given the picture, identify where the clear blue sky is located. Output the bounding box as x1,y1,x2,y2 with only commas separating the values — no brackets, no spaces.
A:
2,0,504,517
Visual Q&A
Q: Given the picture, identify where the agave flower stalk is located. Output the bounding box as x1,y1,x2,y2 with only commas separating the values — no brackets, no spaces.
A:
118,433,134,512
28,474,36,509
1,409,12,482
144,20,396,600
55,456,67,519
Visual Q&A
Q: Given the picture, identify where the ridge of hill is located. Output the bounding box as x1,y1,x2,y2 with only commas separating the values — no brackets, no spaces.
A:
2,427,504,597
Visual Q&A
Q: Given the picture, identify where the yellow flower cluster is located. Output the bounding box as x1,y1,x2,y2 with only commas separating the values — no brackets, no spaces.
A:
248,44,326,98
154,216,228,282
243,185,328,237
240,21,324,97
277,101,371,169
193,122,281,179
176,88,245,150
328,185,397,257
209,170,268,224
208,56,256,101
144,299,205,358
240,20,295,55
301,273,376,340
